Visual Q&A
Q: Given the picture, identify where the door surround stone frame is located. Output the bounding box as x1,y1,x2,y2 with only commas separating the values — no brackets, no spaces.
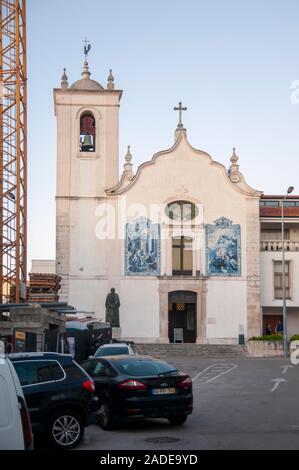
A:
158,276,208,344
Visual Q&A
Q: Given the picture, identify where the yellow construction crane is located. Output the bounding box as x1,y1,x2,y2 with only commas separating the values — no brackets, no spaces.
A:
0,0,27,303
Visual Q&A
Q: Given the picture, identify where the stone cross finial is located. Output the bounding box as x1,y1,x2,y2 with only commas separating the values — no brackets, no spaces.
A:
174,101,187,128
61,68,69,90
107,69,115,90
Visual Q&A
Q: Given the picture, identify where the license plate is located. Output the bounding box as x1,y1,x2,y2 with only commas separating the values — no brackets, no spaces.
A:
152,387,176,395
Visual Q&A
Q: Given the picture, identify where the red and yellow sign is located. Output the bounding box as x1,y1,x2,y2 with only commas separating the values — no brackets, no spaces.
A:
15,331,26,340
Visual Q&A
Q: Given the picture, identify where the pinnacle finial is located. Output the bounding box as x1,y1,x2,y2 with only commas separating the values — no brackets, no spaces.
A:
125,145,132,162
124,145,133,180
107,69,115,90
61,68,69,89
229,147,240,182
82,59,91,79
230,147,239,164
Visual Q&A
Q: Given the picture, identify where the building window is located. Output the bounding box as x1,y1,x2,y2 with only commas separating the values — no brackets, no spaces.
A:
172,236,193,275
166,201,198,222
260,201,280,207
80,112,95,152
274,261,290,299
284,201,299,207
260,200,299,207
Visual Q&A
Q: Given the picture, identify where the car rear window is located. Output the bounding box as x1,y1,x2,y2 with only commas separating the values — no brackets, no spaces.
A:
82,360,117,378
95,346,129,357
63,361,88,380
50,363,64,380
13,361,53,386
113,359,178,377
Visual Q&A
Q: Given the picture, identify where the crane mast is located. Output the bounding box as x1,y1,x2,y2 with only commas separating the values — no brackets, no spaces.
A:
0,0,27,303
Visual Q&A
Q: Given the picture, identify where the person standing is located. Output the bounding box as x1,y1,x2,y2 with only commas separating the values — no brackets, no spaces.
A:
265,324,272,336
275,319,283,334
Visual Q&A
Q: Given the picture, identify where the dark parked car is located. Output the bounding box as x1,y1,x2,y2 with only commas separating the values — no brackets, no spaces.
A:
9,352,99,449
81,355,193,430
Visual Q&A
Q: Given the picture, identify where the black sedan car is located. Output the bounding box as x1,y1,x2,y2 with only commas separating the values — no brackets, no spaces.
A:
81,355,193,430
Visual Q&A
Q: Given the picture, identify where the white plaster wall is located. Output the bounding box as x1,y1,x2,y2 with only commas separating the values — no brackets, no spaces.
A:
206,280,247,338
115,136,251,277
69,279,108,319
68,199,106,277
260,252,299,306
119,138,248,231
120,279,159,339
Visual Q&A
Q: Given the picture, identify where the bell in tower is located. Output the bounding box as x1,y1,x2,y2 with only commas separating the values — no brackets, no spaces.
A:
80,133,94,152
80,112,96,152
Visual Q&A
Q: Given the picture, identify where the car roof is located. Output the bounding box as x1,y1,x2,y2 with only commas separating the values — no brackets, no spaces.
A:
8,352,73,362
98,343,131,348
90,354,162,362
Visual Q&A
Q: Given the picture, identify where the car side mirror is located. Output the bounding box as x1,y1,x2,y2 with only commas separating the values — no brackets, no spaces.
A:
88,355,93,359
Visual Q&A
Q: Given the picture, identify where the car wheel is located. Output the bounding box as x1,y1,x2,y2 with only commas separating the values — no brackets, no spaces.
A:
47,410,84,449
167,415,188,425
97,402,117,431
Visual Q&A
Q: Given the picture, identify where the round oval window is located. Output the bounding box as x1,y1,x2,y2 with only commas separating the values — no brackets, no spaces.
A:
165,201,198,221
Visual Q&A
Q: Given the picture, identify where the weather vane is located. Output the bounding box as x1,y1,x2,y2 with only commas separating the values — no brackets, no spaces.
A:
83,38,91,60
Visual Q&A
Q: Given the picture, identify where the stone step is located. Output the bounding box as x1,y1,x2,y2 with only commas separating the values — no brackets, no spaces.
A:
135,343,247,357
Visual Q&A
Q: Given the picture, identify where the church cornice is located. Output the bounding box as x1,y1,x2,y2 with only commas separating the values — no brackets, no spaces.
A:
54,88,123,96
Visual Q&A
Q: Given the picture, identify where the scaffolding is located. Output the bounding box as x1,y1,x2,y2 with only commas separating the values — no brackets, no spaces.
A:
0,0,27,303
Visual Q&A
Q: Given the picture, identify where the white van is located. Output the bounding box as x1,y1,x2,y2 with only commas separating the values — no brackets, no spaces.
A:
0,355,33,450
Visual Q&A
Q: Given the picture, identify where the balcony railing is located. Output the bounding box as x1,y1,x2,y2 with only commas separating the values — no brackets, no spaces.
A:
261,240,299,252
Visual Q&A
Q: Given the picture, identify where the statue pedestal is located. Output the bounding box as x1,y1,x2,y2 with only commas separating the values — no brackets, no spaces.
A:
112,327,122,340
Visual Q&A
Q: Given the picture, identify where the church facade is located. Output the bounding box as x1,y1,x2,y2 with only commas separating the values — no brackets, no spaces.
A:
54,55,264,344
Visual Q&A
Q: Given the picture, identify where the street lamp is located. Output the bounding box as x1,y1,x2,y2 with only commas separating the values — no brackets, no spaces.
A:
281,185,294,357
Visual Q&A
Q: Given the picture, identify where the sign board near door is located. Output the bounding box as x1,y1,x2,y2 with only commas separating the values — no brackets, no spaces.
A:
14,330,37,353
14,330,26,352
173,328,184,343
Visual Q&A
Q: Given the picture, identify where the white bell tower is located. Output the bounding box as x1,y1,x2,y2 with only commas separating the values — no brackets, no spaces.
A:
54,43,122,314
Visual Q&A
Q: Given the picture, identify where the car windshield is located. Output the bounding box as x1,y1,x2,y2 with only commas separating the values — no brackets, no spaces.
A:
95,346,129,357
113,359,178,377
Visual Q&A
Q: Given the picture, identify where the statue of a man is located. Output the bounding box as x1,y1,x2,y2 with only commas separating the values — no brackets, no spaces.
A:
105,288,120,327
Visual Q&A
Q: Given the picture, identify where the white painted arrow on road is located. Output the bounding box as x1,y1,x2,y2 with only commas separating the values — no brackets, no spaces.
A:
281,364,293,374
270,378,287,392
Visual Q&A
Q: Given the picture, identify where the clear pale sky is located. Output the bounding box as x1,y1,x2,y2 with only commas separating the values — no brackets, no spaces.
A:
27,0,299,266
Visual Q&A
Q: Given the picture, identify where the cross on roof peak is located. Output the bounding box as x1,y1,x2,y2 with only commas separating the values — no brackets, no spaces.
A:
174,101,187,128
